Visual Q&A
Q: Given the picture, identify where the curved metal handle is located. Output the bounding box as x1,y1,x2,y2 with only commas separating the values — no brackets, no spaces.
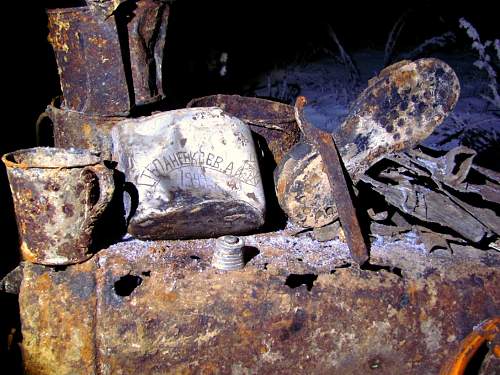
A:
80,164,115,233
440,317,500,375
35,111,51,146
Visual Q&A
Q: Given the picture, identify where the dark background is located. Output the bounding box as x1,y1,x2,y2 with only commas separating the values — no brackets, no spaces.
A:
0,0,497,371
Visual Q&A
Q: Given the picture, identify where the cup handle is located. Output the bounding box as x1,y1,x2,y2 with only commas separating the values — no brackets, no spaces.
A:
35,111,51,146
80,164,115,232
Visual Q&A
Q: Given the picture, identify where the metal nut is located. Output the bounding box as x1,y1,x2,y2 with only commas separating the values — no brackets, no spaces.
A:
212,236,245,271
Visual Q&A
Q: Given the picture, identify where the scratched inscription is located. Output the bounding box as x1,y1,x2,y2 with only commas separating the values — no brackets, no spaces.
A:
137,149,260,189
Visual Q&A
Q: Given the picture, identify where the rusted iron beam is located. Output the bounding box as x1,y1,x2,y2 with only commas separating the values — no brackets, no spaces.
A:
18,234,500,374
294,96,369,265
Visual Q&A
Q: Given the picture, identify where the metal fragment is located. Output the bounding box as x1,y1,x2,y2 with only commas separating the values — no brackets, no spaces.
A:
124,0,170,106
440,317,500,375
44,104,123,160
294,96,369,265
0,265,24,294
362,145,500,242
362,173,491,243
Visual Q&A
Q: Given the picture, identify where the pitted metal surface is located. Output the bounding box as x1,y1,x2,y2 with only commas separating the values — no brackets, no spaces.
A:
18,232,499,374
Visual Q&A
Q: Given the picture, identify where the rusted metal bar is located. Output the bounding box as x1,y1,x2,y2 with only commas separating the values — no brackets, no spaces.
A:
294,96,369,265
18,233,500,374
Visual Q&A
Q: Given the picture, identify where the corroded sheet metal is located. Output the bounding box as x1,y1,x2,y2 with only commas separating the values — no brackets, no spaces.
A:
19,233,500,374
294,96,368,265
2,148,115,265
47,104,123,160
111,108,266,240
361,146,500,244
127,0,170,106
187,95,300,165
47,7,131,116
275,58,460,228
21,260,97,375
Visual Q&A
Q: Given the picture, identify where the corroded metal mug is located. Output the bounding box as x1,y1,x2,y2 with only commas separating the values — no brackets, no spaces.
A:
2,147,115,265
111,107,266,239
39,103,123,160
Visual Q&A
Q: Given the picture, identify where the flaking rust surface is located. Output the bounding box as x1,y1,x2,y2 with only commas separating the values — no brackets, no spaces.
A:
47,7,130,115
20,232,499,375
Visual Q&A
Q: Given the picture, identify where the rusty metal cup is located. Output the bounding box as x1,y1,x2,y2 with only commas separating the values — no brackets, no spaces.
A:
2,147,115,265
38,103,123,160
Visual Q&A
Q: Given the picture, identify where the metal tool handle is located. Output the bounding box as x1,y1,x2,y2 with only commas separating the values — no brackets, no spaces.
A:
81,164,115,232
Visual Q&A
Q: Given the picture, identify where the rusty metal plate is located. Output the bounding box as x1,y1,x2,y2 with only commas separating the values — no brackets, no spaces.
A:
187,94,301,165
19,232,499,374
47,6,131,116
127,0,170,106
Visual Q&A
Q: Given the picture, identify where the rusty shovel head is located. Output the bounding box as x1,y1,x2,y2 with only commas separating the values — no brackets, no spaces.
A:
2,147,115,265
275,58,460,228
